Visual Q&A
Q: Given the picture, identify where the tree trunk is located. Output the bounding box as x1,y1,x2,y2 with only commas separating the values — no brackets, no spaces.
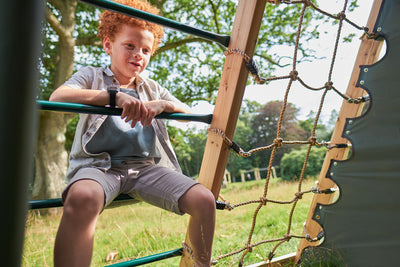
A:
32,111,72,203
33,0,77,207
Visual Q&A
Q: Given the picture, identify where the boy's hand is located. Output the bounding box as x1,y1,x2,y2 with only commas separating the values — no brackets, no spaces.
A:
116,92,149,127
142,100,173,126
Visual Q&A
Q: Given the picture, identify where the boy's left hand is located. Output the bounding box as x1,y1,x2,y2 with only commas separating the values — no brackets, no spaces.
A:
142,100,173,127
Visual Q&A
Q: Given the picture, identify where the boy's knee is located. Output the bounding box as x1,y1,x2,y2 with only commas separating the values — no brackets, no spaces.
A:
200,188,216,209
182,185,216,216
64,181,104,216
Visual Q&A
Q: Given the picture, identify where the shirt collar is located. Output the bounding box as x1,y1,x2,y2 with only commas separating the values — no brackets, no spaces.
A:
104,66,144,88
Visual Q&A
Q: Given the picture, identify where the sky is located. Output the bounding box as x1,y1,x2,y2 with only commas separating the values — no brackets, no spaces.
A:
183,0,378,130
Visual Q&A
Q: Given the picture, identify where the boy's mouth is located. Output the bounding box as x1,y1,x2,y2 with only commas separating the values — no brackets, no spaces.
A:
130,61,141,68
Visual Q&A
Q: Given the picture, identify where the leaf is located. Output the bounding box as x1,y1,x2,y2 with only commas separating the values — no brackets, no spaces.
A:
105,250,119,262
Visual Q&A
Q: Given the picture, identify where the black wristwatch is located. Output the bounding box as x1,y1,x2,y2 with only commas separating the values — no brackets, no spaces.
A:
107,88,118,108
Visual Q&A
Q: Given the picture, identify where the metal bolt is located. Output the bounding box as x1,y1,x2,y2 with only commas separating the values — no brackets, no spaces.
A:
315,215,320,220
346,130,351,135
360,80,365,85
349,120,353,125
334,162,338,166
377,26,382,32
330,172,334,176
364,68,368,72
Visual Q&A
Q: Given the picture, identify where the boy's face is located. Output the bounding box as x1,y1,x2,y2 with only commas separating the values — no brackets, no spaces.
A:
103,24,154,86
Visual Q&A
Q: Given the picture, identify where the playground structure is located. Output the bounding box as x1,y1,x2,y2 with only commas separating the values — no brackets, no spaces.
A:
3,0,399,266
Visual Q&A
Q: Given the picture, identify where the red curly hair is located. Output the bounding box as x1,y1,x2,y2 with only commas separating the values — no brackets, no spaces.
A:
98,0,164,55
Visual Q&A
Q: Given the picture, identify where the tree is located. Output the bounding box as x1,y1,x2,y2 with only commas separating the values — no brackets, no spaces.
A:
226,100,261,180
36,0,322,200
299,110,332,143
249,100,308,168
167,125,207,178
280,146,326,181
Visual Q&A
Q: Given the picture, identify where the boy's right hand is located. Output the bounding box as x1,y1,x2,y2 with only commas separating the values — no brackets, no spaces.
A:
116,92,149,128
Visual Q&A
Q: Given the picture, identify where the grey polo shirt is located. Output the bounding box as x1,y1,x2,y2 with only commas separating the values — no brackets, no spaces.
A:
63,66,189,181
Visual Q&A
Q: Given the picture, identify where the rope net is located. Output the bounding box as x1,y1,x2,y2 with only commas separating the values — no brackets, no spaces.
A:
210,1,377,265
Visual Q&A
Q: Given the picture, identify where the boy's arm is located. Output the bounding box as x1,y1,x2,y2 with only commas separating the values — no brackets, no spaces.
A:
49,85,110,106
50,85,149,127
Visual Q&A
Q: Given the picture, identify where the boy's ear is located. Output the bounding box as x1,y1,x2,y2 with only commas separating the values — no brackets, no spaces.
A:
103,37,112,55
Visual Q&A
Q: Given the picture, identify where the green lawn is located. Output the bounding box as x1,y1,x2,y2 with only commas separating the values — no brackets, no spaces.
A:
23,178,315,266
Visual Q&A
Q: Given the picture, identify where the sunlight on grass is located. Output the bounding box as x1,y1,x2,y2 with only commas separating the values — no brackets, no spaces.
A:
22,178,316,266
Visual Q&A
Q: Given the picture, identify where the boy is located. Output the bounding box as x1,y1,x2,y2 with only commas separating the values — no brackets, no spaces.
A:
50,0,216,266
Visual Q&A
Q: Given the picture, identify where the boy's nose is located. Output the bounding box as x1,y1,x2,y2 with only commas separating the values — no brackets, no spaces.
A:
129,49,143,59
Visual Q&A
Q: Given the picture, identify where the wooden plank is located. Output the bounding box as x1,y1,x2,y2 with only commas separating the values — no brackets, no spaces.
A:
198,0,267,195
295,0,384,263
179,0,267,266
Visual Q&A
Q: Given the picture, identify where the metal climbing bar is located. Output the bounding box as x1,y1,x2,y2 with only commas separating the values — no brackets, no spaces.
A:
79,0,230,47
105,248,183,267
29,195,228,210
37,100,213,124
29,194,134,209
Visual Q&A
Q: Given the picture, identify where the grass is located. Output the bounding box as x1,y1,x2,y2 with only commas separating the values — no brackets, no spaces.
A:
22,178,315,266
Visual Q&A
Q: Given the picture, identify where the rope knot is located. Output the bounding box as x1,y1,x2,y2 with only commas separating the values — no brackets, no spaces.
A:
303,0,312,7
325,81,333,90
260,197,267,205
273,138,283,148
289,70,298,81
308,136,317,145
295,192,303,199
337,11,346,20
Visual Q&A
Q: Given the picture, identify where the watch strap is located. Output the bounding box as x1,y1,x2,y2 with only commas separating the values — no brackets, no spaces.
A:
107,88,118,108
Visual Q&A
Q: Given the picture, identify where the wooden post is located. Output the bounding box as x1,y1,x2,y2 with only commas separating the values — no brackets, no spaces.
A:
254,168,261,180
295,0,384,262
179,0,267,265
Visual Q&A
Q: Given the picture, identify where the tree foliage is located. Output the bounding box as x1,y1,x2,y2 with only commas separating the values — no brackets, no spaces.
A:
167,125,207,178
40,0,321,103
280,146,326,181
249,100,308,168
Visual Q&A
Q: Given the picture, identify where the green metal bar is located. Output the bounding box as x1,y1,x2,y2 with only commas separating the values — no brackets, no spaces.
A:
29,195,227,210
29,194,134,210
37,100,212,124
29,198,63,209
105,248,183,267
79,0,230,47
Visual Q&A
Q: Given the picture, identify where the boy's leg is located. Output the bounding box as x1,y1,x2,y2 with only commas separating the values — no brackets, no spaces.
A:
178,184,216,267
54,179,105,267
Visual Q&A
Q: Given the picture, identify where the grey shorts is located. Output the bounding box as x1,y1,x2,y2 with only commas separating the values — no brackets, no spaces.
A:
63,160,198,215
